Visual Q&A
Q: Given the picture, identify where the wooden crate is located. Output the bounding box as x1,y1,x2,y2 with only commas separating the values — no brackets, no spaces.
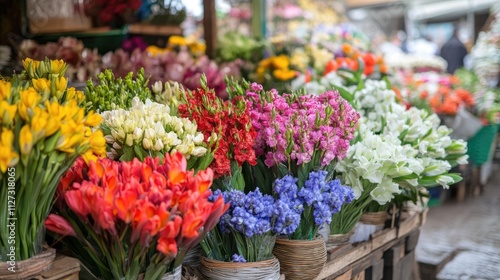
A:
317,211,423,280
32,255,80,280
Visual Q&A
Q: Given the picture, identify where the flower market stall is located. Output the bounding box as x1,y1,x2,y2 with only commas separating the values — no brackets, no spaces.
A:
3,1,498,279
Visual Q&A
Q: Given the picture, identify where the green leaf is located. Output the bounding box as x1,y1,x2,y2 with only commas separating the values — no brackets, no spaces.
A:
332,85,354,103
120,145,135,161
133,145,148,161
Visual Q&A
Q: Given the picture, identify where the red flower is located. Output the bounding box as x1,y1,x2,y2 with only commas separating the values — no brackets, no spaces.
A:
45,214,76,237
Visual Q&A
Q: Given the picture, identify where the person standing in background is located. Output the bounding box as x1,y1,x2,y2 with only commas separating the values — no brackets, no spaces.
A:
440,27,468,74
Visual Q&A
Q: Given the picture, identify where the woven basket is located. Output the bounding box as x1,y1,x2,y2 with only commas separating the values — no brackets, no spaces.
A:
327,228,355,247
272,237,326,280
0,248,56,279
162,265,182,280
361,211,387,224
200,257,281,280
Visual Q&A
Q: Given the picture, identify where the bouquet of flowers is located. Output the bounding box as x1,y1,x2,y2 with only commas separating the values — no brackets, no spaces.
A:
175,79,257,190
48,153,229,280
244,82,359,191
100,97,213,171
0,58,106,261
331,126,424,236
85,68,152,113
19,37,101,83
201,187,300,262
101,47,240,99
84,0,141,26
254,55,297,92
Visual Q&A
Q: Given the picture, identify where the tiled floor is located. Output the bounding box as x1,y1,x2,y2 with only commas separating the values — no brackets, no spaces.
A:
416,164,500,280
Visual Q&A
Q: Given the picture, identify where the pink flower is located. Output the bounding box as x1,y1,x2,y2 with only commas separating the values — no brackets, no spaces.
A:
45,214,76,237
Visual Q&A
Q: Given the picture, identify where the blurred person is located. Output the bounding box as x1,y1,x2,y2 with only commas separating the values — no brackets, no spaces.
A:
440,28,467,74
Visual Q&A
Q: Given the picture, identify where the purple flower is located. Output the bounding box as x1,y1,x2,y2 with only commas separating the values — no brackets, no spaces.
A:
247,88,359,168
232,254,247,263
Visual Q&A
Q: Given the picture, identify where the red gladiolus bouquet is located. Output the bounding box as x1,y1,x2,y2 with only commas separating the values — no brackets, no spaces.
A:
178,77,257,191
46,152,229,280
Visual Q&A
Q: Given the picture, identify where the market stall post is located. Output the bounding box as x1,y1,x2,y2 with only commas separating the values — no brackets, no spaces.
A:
251,0,266,38
203,0,217,58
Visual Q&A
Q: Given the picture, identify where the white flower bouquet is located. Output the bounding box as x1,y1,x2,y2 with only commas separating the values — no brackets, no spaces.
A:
100,97,214,170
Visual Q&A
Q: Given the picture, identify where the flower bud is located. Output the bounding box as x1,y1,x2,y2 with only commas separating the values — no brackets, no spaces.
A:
143,138,152,150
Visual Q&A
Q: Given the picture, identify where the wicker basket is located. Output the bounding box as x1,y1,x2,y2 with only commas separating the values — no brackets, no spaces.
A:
0,248,56,279
360,211,387,231
162,265,182,280
327,228,355,247
200,257,281,280
272,237,326,280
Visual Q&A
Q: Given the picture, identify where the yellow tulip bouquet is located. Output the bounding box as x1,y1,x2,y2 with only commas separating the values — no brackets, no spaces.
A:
0,58,106,262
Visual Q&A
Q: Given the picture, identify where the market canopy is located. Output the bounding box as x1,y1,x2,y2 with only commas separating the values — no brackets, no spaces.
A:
408,0,497,21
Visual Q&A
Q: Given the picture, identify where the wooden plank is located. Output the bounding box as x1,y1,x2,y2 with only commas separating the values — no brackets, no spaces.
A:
128,24,182,36
399,251,415,280
404,230,420,253
317,242,372,279
368,260,384,280
352,271,365,280
419,208,429,226
384,243,405,266
371,228,397,250
203,0,217,58
332,269,352,280
327,244,354,260
36,256,80,280
397,213,420,238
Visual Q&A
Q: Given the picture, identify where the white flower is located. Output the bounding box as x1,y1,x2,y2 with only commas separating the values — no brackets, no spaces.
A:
192,146,208,157
436,175,455,189
457,155,469,165
152,81,163,94
143,138,152,150
153,139,164,151
370,179,401,205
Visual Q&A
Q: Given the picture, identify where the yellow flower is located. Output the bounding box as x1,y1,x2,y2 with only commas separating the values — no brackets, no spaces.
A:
30,108,48,140
273,69,296,81
30,106,60,139
256,66,266,75
50,59,66,74
168,36,187,46
81,150,97,164
89,130,107,157
56,121,84,154
189,42,206,55
272,55,290,70
18,88,41,120
0,100,17,125
146,45,168,56
84,111,103,127
1,127,14,147
0,80,11,100
55,76,68,92
32,78,50,92
19,125,34,155
22,58,40,73
45,115,61,137
0,128,18,173
259,58,272,69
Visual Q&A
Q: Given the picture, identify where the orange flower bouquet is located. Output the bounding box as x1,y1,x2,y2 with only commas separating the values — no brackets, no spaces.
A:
46,152,228,280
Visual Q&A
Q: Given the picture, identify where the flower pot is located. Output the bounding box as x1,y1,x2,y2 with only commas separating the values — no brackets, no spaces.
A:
182,245,203,267
360,211,387,231
272,237,326,280
0,248,56,279
200,256,281,280
327,228,355,247
162,265,182,280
